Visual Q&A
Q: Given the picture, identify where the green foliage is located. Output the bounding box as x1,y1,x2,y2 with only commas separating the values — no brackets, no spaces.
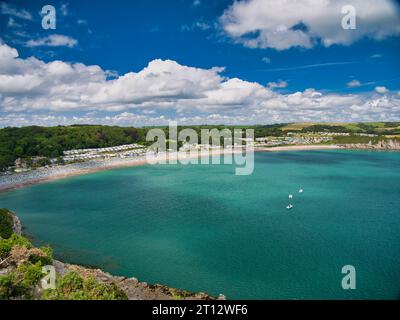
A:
384,122,400,128
301,125,350,133
0,233,32,258
16,262,43,288
0,274,15,300
42,272,128,300
31,245,53,265
1,122,397,171
0,208,13,239
171,292,183,300
0,262,43,300
332,135,381,144
0,125,148,171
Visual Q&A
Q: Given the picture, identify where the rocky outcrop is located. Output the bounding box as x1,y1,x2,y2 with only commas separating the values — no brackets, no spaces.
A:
10,212,22,236
342,139,400,151
51,260,219,300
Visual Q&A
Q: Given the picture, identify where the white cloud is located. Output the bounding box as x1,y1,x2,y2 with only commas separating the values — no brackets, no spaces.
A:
7,17,22,28
77,19,88,25
0,2,32,20
181,21,212,32
267,80,288,89
60,3,69,16
195,21,211,30
262,57,271,64
347,79,361,87
371,54,383,59
193,0,201,7
0,42,399,126
375,86,389,94
26,35,78,48
220,0,400,50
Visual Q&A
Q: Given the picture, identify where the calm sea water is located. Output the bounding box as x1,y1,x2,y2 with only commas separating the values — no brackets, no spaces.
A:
1,150,399,299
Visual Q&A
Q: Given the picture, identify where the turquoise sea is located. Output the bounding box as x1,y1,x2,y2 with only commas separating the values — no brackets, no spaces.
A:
0,150,400,299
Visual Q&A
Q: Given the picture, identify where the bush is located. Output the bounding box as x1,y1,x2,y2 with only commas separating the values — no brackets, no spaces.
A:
42,272,128,300
0,274,14,300
29,246,53,265
0,239,12,259
0,233,32,259
0,209,13,239
0,263,43,300
16,262,44,288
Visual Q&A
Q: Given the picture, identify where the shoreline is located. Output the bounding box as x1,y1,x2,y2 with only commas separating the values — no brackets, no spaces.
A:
0,144,348,194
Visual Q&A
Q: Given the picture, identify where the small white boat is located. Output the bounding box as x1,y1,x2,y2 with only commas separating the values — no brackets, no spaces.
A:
299,189,303,193
288,194,293,199
286,204,294,210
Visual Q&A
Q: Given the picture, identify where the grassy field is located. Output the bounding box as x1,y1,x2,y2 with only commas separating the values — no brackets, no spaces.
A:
281,122,400,133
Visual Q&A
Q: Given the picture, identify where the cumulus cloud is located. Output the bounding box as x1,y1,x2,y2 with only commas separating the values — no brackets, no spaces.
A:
347,79,361,87
220,0,400,50
26,35,78,48
375,86,389,94
0,42,399,127
267,80,288,89
262,57,271,64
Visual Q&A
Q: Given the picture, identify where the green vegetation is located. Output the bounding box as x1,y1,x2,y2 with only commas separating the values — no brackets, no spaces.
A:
300,125,350,133
42,272,127,300
1,122,399,171
281,122,400,135
0,209,14,239
0,123,289,171
0,125,148,171
331,135,382,145
0,230,47,299
0,262,47,299
0,233,32,258
171,292,183,300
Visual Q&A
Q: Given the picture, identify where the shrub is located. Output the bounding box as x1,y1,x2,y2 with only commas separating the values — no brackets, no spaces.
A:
0,239,12,259
28,246,53,265
16,262,43,288
0,209,13,239
42,272,128,300
0,263,43,300
0,274,14,300
0,234,32,259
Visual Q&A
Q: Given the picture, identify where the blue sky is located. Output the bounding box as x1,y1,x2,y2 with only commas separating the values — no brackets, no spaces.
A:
0,0,400,126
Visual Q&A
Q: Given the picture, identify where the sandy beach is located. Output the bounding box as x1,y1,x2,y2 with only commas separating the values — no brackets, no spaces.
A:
0,145,342,193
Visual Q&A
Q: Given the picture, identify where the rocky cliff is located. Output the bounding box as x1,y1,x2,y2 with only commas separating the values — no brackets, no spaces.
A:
342,139,400,150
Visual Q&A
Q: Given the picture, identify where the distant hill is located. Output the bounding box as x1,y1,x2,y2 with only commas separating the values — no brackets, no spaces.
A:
0,125,148,171
280,122,400,134
1,122,400,171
